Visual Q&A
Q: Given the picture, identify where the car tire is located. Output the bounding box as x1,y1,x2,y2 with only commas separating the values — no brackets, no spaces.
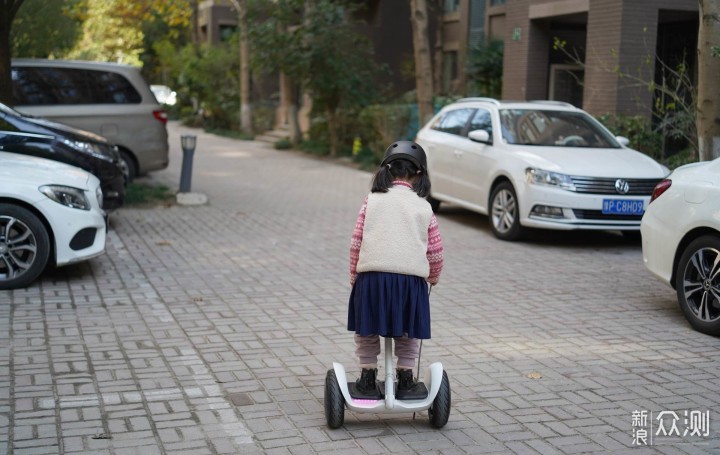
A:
675,235,720,336
489,181,524,241
0,204,51,290
119,149,137,184
428,195,441,213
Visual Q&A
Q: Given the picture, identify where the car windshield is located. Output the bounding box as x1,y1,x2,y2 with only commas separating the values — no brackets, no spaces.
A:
499,109,620,148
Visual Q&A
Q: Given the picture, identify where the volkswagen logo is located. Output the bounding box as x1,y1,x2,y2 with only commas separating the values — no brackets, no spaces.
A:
615,179,630,194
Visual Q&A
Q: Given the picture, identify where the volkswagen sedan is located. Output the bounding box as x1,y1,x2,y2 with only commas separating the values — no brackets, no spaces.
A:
415,98,670,240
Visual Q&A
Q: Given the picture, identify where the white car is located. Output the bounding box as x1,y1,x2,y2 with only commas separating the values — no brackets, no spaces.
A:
641,158,720,336
0,152,106,290
415,98,670,240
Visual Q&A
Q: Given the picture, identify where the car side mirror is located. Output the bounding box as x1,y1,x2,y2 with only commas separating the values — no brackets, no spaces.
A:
468,129,491,144
616,136,630,147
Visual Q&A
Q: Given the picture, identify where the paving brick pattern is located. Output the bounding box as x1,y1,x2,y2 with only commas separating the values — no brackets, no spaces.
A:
1,122,719,454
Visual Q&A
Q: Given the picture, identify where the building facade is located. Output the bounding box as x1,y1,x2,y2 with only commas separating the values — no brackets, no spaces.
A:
197,0,700,128
487,0,698,117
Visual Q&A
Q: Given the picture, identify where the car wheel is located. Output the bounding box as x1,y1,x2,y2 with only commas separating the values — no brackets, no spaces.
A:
119,150,137,184
675,235,720,336
428,195,441,213
489,182,524,241
0,204,51,290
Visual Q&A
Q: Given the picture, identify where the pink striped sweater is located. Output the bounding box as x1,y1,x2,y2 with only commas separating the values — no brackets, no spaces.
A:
350,181,444,286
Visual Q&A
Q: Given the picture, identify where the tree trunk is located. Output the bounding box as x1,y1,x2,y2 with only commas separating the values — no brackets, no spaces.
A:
327,107,338,157
0,0,24,105
410,0,434,125
238,0,252,134
433,5,443,96
229,0,252,133
697,0,720,161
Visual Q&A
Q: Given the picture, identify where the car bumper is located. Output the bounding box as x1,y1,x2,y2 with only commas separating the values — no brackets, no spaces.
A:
640,199,682,287
101,174,125,211
519,185,650,231
34,198,107,266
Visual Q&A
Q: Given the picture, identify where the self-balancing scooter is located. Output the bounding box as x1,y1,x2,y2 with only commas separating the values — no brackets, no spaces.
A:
324,335,451,429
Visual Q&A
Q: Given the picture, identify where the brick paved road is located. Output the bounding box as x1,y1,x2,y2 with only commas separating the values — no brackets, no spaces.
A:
1,122,719,454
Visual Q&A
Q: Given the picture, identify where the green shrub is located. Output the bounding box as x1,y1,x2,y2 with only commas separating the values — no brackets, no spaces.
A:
274,138,292,150
596,114,663,160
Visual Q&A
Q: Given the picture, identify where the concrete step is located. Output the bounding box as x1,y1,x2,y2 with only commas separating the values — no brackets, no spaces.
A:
255,128,291,144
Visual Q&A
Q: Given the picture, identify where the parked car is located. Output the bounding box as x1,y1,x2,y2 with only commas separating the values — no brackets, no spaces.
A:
641,158,720,336
0,102,124,211
415,98,670,240
0,152,106,290
150,84,177,106
11,58,169,182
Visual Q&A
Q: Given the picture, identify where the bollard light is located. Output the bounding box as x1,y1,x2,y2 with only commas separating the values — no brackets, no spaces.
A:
181,134,197,152
179,134,197,193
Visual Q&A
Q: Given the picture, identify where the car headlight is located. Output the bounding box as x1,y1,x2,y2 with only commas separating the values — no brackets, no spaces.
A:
525,168,576,191
39,185,91,210
62,138,114,159
96,186,104,210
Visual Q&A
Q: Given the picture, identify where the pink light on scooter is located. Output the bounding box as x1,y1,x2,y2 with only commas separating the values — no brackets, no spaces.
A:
352,399,380,405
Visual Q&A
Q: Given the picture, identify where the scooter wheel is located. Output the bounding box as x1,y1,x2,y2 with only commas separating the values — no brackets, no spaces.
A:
428,371,451,428
324,369,345,429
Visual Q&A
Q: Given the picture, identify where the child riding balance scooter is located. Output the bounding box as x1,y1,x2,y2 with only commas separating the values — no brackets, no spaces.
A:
324,141,451,428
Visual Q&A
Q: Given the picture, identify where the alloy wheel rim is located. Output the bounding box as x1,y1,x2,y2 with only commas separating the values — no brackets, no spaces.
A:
492,189,516,234
0,215,38,281
682,247,720,322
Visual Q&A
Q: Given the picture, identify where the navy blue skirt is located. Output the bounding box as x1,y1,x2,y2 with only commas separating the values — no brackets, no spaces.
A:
348,271,431,339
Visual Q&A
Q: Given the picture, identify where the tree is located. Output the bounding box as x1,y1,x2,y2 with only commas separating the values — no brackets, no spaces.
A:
250,0,381,156
11,0,83,59
409,0,433,125
467,40,503,98
0,0,24,104
697,0,720,161
66,0,144,65
229,0,252,134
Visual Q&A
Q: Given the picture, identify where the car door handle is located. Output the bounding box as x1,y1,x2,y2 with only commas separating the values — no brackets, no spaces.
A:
453,150,463,158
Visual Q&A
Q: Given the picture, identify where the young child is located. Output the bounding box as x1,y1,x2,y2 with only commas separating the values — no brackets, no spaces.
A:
348,141,444,399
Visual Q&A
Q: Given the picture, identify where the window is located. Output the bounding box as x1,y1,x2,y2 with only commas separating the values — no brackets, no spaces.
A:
469,109,493,141
442,51,458,94
443,0,460,13
12,67,141,105
490,0,506,5
432,108,474,136
219,25,237,42
499,109,618,148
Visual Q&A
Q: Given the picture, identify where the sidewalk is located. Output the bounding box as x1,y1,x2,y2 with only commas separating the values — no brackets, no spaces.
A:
0,121,718,454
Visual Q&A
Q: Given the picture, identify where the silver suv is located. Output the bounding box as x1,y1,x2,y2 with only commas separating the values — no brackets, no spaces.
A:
11,59,169,182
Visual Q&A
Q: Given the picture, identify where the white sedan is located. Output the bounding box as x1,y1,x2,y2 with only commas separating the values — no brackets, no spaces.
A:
0,152,106,290
641,157,720,336
416,98,670,240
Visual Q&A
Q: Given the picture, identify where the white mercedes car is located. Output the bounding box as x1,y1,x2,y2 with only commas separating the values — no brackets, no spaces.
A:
0,152,106,290
415,98,670,240
641,158,720,336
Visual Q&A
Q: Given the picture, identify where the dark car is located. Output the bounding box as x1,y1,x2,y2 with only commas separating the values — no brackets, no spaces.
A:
0,103,124,210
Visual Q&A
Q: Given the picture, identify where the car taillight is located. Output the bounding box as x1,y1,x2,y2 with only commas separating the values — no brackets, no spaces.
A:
153,109,168,124
649,179,672,204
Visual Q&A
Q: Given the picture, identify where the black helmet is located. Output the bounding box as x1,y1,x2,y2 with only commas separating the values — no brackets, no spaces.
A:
381,141,427,172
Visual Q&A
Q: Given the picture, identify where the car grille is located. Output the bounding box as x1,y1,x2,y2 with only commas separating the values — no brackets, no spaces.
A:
570,177,662,195
572,209,643,221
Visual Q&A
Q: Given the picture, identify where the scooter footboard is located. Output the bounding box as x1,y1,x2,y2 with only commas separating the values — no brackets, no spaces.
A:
333,361,444,414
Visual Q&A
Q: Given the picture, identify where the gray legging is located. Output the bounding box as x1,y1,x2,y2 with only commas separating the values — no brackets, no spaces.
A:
355,334,420,369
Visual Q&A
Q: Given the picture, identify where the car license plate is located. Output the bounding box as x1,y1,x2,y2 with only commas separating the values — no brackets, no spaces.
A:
602,199,645,215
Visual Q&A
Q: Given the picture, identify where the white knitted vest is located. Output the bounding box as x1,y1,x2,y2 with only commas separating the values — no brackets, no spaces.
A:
357,185,432,278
